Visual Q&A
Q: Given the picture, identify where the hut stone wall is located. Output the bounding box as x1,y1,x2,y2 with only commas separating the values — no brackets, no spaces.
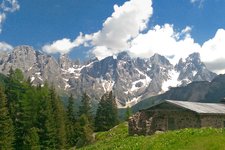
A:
129,101,225,136
129,109,200,135
200,115,225,128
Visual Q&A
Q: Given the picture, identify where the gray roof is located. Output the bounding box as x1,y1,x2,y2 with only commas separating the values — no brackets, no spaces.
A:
165,100,225,114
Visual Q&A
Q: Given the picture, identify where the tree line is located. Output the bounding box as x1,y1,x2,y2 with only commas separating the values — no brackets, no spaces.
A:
0,68,121,149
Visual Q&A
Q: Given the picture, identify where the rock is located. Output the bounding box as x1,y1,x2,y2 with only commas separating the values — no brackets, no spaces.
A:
0,46,216,107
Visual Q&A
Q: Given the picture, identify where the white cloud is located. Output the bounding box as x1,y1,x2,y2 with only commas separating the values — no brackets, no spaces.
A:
0,0,20,33
200,29,225,73
42,0,225,74
42,38,76,54
129,24,225,74
129,24,200,64
42,33,92,54
89,0,153,59
201,29,225,62
42,0,153,58
128,24,225,74
0,41,13,51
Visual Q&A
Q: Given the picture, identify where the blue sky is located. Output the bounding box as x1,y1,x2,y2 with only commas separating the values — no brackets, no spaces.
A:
2,0,225,46
0,0,126,47
1,0,225,73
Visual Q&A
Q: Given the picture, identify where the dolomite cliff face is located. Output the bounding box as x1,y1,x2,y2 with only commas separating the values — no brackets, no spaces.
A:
0,46,216,107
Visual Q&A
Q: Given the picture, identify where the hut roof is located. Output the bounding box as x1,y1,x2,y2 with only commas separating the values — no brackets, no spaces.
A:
165,100,225,114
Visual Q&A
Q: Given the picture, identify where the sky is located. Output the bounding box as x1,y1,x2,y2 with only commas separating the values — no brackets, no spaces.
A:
1,0,225,73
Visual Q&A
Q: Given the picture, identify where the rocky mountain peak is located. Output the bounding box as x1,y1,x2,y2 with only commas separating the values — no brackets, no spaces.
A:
185,52,203,69
175,52,216,84
0,46,217,107
59,54,73,70
150,53,171,66
117,51,131,61
6,45,37,71
187,52,200,61
176,52,204,71
13,45,36,54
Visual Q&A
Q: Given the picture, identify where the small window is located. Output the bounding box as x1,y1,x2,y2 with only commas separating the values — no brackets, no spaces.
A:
168,118,175,130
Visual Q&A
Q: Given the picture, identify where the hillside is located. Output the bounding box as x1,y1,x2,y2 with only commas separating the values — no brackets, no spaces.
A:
78,122,225,150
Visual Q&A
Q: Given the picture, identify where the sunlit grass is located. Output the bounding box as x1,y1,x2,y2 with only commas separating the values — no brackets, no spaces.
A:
78,122,225,150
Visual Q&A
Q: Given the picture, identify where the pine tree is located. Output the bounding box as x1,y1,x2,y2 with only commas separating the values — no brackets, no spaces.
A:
76,114,93,148
76,92,94,148
67,94,75,122
79,92,92,122
0,85,15,150
66,94,78,147
108,91,119,127
24,127,40,150
49,85,66,149
37,84,57,149
95,91,118,131
94,93,108,131
6,68,28,149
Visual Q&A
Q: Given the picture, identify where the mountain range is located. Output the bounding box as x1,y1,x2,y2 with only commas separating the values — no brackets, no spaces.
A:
0,45,216,107
132,73,225,113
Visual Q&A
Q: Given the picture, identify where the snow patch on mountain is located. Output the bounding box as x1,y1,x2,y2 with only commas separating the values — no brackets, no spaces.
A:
162,70,181,92
193,70,197,76
125,96,142,108
31,76,35,82
130,69,151,92
101,79,115,92
68,67,76,73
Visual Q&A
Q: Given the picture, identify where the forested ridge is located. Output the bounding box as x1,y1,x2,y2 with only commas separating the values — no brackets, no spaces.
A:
0,68,119,149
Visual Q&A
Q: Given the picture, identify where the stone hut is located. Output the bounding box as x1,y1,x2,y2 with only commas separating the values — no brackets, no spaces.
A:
129,100,225,135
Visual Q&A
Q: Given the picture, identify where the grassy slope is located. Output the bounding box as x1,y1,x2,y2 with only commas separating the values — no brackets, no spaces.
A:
79,122,225,150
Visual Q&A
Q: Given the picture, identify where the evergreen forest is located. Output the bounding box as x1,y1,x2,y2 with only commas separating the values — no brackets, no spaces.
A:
0,68,119,149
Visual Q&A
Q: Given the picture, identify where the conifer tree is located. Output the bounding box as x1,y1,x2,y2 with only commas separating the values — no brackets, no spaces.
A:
108,91,119,126
49,85,66,149
79,92,92,121
95,91,118,131
24,127,40,150
76,114,93,148
77,92,94,148
66,94,77,147
37,84,57,149
94,93,108,131
6,68,28,149
0,85,15,150
67,94,75,122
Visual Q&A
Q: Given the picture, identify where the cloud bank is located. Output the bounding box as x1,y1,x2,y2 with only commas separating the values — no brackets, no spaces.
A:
0,0,20,33
42,0,153,59
129,24,200,64
42,0,225,74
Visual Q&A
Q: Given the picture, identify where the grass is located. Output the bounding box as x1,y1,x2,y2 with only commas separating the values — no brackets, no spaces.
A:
78,122,225,150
